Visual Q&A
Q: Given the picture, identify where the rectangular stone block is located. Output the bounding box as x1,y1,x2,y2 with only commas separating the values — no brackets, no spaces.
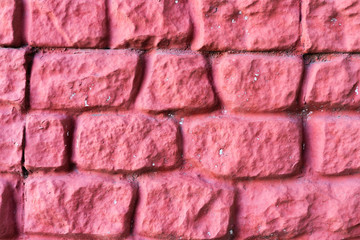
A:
30,50,141,110
183,114,302,179
135,51,216,113
306,113,360,176
25,113,71,172
109,0,192,49
303,0,360,52
0,107,23,172
24,175,137,237
302,55,360,109
191,0,300,51
135,173,234,239
73,113,180,173
0,48,26,106
27,0,106,48
213,54,303,112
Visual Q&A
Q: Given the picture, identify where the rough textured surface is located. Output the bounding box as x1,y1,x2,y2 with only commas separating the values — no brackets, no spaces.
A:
24,174,136,237
0,48,26,106
0,0,22,46
27,0,106,48
213,54,303,112
237,181,312,239
0,179,15,238
191,0,300,51
134,173,234,239
1,0,360,238
183,114,302,179
74,113,180,173
30,50,140,110
306,113,360,176
25,113,71,172
302,55,360,109
136,51,216,113
319,179,360,238
237,179,360,239
303,0,360,52
0,107,23,172
109,0,192,49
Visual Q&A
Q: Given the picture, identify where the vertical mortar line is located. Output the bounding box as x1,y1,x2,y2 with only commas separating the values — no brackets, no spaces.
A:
66,115,76,172
13,0,24,46
104,0,111,48
227,186,238,240
298,54,313,178
24,47,36,113
297,0,303,51
128,50,147,111
18,47,37,239
128,180,139,236
21,47,36,175
203,51,224,112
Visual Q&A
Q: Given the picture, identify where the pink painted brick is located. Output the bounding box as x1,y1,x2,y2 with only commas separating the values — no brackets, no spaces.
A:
237,181,312,239
0,48,26,106
25,113,71,172
306,113,360,176
73,113,180,173
27,0,106,48
109,0,192,49
0,107,23,172
302,55,360,109
134,173,234,239
318,179,360,238
191,0,300,51
25,174,136,237
183,114,302,179
303,0,360,52
135,51,216,113
30,50,140,110
213,54,303,112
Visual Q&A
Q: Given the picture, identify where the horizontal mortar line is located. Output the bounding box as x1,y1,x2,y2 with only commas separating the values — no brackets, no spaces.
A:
5,44,360,56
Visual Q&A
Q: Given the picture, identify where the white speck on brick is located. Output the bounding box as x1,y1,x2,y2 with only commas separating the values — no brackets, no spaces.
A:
85,99,89,107
106,96,111,102
152,163,155,166
232,19,236,23
114,200,117,205
244,16,248,20
230,230,234,235
219,149,224,155
175,0,178,3
67,131,69,136
70,93,76,99
239,11,242,15
355,86,359,95
207,232,211,236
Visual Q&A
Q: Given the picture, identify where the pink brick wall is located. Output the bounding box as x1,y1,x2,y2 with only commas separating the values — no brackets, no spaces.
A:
0,0,359,239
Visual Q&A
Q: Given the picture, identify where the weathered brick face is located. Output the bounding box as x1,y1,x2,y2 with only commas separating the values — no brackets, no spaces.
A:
0,0,359,239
